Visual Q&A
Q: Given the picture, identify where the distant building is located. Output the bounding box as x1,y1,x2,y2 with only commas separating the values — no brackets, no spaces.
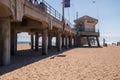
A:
74,15,100,47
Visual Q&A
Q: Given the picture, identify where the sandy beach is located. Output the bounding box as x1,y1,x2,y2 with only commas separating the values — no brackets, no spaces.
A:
0,45,120,80
17,44,31,50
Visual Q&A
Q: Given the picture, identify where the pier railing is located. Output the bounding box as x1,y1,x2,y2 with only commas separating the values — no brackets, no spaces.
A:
27,0,73,29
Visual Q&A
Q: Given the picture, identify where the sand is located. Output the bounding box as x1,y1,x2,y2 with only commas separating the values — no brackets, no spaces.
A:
17,44,31,50
0,45,120,80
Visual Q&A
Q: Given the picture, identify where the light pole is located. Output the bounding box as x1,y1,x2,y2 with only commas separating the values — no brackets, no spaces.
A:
93,0,99,32
62,0,65,31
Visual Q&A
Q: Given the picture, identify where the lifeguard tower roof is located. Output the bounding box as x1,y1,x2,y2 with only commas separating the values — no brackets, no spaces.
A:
74,15,98,24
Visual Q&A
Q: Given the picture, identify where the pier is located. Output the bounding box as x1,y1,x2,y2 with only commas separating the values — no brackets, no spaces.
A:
0,0,100,66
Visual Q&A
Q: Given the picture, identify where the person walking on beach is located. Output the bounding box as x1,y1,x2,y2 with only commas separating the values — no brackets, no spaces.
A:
103,38,107,47
103,38,105,45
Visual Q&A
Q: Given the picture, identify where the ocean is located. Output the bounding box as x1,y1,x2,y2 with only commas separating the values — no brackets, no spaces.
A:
17,32,56,45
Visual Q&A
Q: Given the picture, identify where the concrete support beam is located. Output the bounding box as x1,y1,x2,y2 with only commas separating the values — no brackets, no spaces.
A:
96,37,100,47
74,36,77,47
42,29,48,55
79,37,82,47
48,35,52,49
56,33,62,51
11,29,17,55
68,37,70,48
62,36,64,47
35,32,39,51
30,34,34,50
87,37,91,47
0,19,11,66
69,36,72,48
65,35,68,49
76,36,80,47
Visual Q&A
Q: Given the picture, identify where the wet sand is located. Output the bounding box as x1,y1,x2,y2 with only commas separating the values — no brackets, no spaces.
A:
0,45,120,80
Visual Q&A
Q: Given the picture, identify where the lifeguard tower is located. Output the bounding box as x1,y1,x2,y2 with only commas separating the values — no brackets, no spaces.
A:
74,15,100,47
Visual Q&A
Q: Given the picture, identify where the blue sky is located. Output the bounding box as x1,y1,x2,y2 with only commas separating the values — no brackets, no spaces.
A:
18,0,120,43
43,0,120,43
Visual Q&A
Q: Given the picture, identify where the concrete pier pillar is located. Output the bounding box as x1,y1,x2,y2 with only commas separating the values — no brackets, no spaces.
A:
56,33,62,51
65,35,68,49
68,36,70,47
31,34,34,50
11,29,17,55
35,32,39,51
62,36,64,47
69,36,72,48
96,37,100,47
0,19,11,66
79,37,82,47
48,35,52,49
87,37,91,47
76,36,80,47
42,29,48,55
74,36,77,47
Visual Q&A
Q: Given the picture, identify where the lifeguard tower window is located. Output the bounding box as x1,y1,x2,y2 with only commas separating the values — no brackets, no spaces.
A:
76,26,85,32
87,21,94,23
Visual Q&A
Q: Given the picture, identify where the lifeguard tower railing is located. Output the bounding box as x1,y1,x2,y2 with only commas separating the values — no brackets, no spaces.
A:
27,0,73,29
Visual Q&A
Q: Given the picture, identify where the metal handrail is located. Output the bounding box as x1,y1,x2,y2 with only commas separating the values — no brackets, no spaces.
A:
42,0,62,21
27,0,74,29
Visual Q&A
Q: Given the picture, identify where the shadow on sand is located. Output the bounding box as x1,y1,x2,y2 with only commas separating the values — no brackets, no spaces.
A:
0,47,71,75
0,46,102,75
79,46,103,48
